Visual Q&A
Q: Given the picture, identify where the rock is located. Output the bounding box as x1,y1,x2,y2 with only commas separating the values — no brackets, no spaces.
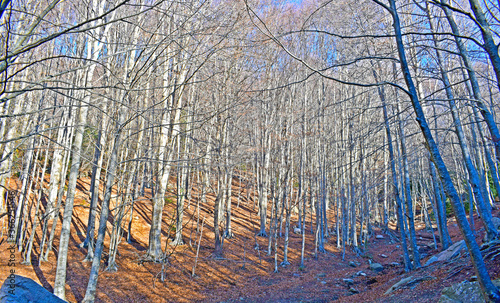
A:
424,256,439,266
492,217,500,230
349,287,359,294
425,240,466,266
390,262,400,266
369,262,384,272
320,281,326,285
355,271,367,276
349,261,357,267
438,279,500,303
343,278,354,285
376,235,384,239
482,218,500,241
0,275,66,303
380,254,388,258
293,227,301,234
361,253,373,259
469,276,477,282
437,240,466,261
317,272,326,278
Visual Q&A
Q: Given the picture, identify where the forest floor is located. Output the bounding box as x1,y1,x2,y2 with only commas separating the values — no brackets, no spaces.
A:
1,176,500,302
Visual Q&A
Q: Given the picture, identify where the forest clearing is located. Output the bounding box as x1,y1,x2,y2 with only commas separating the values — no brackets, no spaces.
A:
2,0,500,302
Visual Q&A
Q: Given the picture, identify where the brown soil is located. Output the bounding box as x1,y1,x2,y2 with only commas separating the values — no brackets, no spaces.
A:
1,177,499,302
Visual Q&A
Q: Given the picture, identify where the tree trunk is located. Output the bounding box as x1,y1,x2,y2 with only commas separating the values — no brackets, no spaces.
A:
82,109,125,303
373,67,411,271
396,101,420,267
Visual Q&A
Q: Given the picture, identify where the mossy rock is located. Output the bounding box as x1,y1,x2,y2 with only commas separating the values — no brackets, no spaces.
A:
438,279,500,303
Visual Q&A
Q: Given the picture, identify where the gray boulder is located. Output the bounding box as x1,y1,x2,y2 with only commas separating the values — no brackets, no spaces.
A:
438,279,500,303
492,217,500,230
0,274,66,303
369,262,384,272
424,255,439,266
482,217,500,242
425,240,466,266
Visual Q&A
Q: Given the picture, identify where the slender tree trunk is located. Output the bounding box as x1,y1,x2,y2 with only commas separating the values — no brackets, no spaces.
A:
13,133,35,246
82,109,125,303
213,189,223,258
373,67,411,271
23,139,50,264
53,97,89,300
39,111,71,262
396,101,420,267
81,104,108,261
43,130,72,262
